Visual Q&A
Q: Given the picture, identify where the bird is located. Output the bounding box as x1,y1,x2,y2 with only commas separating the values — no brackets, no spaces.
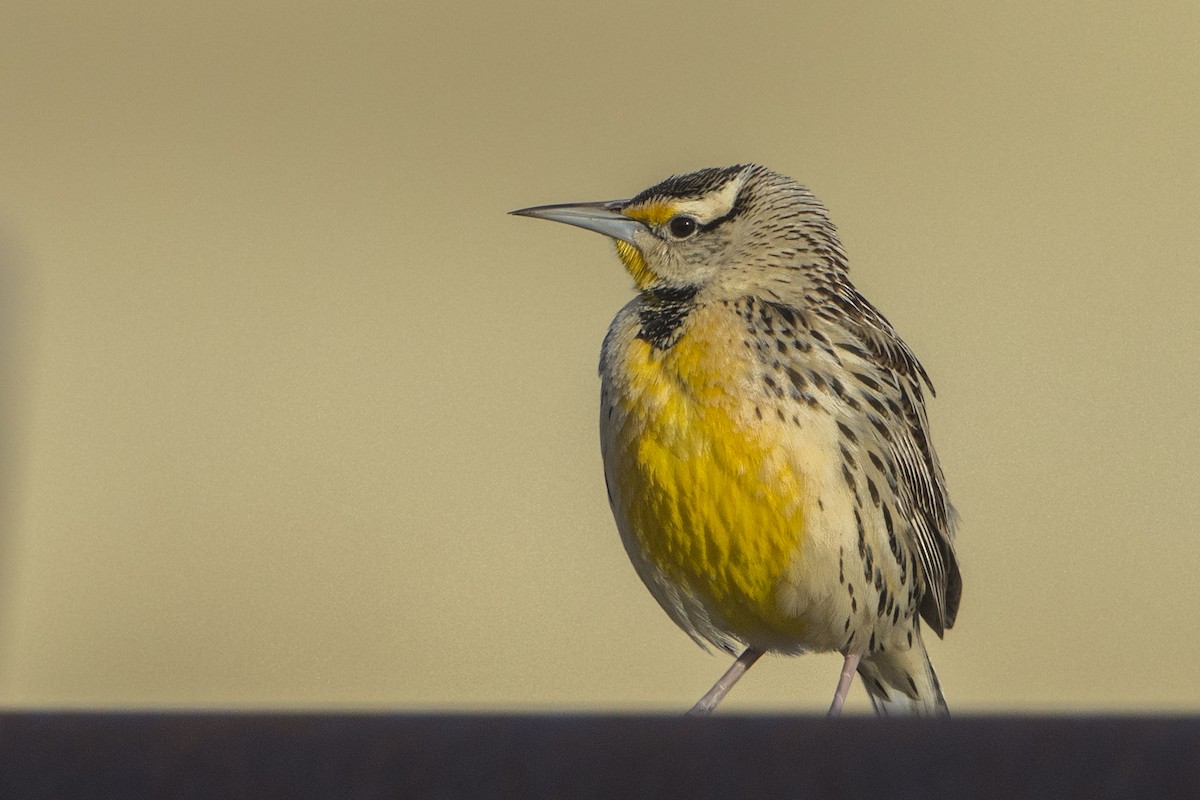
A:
511,165,960,716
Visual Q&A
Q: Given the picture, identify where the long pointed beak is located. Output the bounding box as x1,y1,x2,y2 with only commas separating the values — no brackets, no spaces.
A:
509,200,645,245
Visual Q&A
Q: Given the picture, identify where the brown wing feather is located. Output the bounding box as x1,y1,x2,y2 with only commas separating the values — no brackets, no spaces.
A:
821,285,961,634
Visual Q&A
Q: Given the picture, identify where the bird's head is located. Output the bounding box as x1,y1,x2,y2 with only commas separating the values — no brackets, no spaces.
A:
511,164,847,300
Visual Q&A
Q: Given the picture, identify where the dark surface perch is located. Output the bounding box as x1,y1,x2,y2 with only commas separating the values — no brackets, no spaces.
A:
1,712,1197,799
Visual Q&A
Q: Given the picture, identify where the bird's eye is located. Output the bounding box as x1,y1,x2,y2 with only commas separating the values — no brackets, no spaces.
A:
667,216,698,239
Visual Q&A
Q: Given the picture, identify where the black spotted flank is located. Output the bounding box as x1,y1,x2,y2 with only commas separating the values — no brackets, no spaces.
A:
868,414,894,443
768,302,797,329
837,421,857,444
851,371,882,392
839,443,856,470
784,366,817,405
841,463,856,493
764,301,808,332
834,341,871,360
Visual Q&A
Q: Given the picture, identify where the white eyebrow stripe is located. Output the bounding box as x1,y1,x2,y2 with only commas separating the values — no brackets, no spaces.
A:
669,171,746,224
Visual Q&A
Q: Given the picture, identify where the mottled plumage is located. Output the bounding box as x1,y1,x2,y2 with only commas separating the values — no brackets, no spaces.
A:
513,165,960,715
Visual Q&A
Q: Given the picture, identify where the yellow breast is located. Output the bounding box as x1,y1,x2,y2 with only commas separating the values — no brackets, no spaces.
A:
604,311,808,642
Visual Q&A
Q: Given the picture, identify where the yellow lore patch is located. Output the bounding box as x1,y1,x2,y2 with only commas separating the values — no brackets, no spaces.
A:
623,202,676,227
612,332,808,641
613,203,678,289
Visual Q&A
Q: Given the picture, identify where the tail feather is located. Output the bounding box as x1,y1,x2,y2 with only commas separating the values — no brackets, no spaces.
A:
856,625,948,716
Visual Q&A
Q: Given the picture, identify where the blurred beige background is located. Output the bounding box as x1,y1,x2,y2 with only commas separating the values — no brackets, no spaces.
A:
1,1,1197,713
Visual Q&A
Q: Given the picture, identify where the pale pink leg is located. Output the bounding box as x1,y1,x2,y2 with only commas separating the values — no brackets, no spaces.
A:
828,652,861,716
686,648,764,716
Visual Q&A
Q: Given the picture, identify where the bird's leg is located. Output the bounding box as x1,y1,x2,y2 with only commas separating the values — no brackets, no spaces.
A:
686,647,764,716
827,652,861,717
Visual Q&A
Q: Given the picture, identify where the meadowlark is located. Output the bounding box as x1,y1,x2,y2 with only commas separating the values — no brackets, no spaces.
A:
512,165,961,715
